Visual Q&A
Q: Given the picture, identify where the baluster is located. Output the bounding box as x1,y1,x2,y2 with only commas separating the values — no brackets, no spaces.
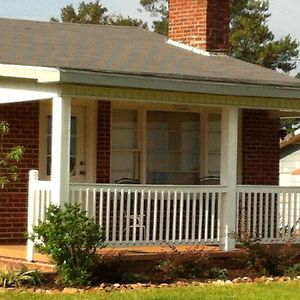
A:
152,190,158,243
159,191,164,243
191,192,196,243
106,189,111,243
185,192,190,243
179,191,184,243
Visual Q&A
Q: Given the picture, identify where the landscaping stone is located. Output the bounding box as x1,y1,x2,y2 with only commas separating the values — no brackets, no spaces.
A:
62,287,79,294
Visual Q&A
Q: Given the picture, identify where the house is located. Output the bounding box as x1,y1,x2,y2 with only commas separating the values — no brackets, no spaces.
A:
1,0,300,261
280,130,300,186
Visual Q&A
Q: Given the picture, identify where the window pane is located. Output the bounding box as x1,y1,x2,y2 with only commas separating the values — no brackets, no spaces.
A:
147,111,200,184
46,116,77,176
111,109,140,182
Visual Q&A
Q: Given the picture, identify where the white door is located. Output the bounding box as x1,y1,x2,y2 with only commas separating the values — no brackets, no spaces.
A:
40,104,87,183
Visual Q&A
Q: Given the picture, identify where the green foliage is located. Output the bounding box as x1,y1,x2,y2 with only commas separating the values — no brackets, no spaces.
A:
229,0,299,73
0,266,42,288
52,1,147,28
0,121,25,188
30,203,105,285
284,263,300,277
236,233,297,276
208,268,229,280
139,0,168,34
153,247,210,280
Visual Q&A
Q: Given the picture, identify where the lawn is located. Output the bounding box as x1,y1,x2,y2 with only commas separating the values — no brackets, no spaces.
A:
0,281,299,300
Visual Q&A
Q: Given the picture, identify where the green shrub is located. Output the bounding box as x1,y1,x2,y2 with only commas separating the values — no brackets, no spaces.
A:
30,203,105,285
0,121,24,188
284,263,300,277
0,266,42,288
209,267,229,280
235,232,296,276
154,247,210,280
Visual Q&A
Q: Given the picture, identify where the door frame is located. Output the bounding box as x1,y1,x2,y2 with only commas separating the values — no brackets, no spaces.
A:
39,99,97,183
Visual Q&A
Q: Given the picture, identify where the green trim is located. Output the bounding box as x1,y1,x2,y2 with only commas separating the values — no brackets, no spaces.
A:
59,70,300,100
60,84,300,110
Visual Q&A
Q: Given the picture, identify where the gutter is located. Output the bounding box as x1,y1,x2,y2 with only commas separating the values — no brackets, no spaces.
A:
58,69,300,100
1,64,300,100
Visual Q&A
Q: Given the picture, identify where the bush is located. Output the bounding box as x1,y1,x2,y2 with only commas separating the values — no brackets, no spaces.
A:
235,232,297,276
208,267,229,280
284,263,300,277
153,246,211,280
0,266,42,288
30,203,105,285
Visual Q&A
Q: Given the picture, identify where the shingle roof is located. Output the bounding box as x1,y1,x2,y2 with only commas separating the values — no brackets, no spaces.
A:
0,18,300,88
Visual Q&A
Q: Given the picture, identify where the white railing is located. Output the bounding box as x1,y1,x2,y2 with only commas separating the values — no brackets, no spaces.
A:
27,172,300,261
27,170,53,261
237,186,300,243
69,183,226,246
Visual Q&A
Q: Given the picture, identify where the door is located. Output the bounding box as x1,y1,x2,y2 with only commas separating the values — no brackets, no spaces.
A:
40,104,87,183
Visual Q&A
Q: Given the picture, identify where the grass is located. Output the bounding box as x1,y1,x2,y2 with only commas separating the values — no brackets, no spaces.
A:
0,281,299,300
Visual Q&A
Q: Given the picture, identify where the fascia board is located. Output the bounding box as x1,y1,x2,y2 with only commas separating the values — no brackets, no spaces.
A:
58,70,300,100
0,64,60,82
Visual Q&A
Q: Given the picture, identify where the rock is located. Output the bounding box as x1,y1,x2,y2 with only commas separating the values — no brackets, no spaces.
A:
113,283,121,289
159,283,170,288
212,280,225,285
225,280,233,285
232,277,242,283
62,287,78,294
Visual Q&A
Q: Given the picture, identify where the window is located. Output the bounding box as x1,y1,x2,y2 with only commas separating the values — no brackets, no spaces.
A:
46,116,77,176
147,111,200,184
111,109,140,183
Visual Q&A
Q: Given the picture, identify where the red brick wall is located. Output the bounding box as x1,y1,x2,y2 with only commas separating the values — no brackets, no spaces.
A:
0,102,39,244
242,109,279,185
169,0,229,52
96,101,111,183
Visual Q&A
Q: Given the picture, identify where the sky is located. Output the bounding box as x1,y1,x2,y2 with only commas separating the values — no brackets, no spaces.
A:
0,0,299,74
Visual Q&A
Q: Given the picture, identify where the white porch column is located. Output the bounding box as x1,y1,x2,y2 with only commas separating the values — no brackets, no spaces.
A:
220,107,239,251
51,96,71,206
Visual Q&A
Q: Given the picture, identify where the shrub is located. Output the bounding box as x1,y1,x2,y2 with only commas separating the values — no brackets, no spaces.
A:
153,246,211,280
30,203,105,285
209,267,229,280
235,232,297,276
0,266,42,288
284,263,300,277
0,121,24,188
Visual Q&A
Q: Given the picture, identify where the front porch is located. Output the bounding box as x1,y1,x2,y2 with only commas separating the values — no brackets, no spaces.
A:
27,171,300,261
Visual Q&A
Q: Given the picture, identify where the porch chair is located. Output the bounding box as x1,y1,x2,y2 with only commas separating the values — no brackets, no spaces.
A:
115,178,145,240
198,176,220,185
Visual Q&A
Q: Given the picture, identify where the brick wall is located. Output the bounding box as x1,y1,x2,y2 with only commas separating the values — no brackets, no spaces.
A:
96,101,111,183
169,0,229,52
0,102,39,244
242,109,279,185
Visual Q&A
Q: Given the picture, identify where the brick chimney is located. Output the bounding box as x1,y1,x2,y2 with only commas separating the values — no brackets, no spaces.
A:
168,0,230,53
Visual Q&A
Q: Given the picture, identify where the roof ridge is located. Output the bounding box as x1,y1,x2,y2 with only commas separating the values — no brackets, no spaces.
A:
0,17,144,30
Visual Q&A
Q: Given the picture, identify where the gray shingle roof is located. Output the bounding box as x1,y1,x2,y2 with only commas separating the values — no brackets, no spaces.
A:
0,18,300,88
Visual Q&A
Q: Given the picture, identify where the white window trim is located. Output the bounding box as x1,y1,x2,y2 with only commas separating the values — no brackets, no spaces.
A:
111,102,221,184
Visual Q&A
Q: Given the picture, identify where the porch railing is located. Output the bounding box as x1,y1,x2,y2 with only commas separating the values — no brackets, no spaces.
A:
69,183,226,246
27,170,300,261
236,186,300,243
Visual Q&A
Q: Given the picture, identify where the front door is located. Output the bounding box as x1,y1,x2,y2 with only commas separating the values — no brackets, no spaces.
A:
40,104,87,183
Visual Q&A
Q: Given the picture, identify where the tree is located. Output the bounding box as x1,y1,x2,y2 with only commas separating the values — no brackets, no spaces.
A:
139,0,168,35
0,121,24,188
51,0,147,28
229,0,298,73
139,0,299,73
